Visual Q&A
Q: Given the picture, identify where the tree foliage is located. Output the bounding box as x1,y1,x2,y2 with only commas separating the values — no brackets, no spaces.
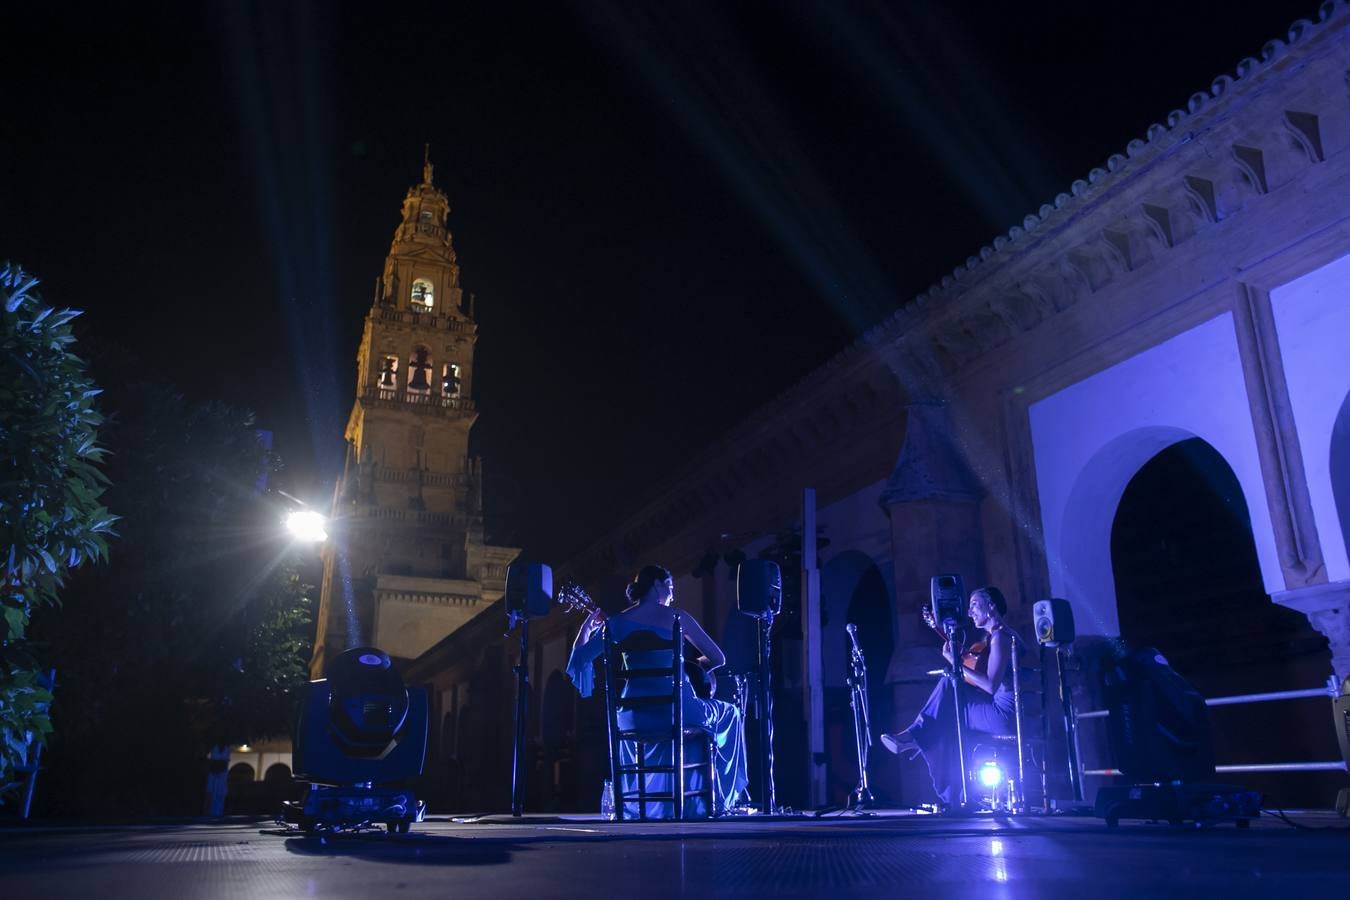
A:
0,264,116,797
29,351,313,815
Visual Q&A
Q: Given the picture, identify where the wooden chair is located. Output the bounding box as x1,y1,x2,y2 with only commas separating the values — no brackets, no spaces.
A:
972,636,1043,812
602,616,714,820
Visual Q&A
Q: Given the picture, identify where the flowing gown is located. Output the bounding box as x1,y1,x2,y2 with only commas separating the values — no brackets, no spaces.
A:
567,614,748,818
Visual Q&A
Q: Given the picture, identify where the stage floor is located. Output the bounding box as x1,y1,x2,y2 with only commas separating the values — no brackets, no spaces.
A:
2,809,1348,898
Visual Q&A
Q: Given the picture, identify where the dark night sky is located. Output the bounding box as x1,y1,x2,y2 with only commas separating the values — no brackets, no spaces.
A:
2,1,1316,560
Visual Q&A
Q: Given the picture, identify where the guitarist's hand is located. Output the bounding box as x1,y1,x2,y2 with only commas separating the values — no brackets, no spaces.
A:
582,609,607,638
941,640,955,666
690,655,718,699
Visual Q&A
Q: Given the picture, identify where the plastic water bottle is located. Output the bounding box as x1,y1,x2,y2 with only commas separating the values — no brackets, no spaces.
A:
600,779,615,820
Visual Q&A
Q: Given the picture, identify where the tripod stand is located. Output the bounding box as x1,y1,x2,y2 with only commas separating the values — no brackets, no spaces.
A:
508,610,531,817
845,624,874,811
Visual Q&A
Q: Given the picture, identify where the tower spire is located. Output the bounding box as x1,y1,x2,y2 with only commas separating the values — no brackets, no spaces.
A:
423,143,434,185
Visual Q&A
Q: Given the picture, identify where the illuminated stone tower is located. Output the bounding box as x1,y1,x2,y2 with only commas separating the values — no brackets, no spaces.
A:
311,153,519,675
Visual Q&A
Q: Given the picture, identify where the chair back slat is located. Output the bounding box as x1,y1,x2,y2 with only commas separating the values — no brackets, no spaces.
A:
601,614,711,820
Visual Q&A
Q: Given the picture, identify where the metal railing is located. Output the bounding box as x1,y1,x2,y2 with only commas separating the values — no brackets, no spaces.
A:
1079,680,1347,778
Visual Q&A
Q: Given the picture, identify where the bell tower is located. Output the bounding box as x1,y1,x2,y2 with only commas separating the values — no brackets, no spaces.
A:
311,152,520,674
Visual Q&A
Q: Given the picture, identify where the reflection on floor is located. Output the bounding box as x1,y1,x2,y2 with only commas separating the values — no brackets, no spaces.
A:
1,809,1347,898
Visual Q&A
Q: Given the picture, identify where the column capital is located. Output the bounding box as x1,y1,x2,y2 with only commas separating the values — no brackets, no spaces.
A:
1272,579,1350,615
1274,580,1350,681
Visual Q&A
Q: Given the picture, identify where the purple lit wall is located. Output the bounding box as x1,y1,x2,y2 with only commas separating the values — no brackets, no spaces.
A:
1028,313,1281,636
1270,252,1350,581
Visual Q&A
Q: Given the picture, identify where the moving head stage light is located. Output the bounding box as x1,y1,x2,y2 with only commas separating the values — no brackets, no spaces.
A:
1093,644,1259,828
283,647,429,834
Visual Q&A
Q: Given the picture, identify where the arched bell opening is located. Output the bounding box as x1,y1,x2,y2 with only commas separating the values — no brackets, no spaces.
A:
410,278,434,311
377,355,399,395
406,346,433,394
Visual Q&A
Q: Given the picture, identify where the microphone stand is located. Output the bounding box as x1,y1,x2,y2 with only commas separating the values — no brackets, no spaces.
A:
845,624,874,812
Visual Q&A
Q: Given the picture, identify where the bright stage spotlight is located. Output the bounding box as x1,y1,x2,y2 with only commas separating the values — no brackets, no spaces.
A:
285,509,328,544
977,760,1005,790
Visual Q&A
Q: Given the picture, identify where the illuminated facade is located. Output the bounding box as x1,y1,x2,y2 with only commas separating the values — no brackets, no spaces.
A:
405,8,1350,812
310,156,519,675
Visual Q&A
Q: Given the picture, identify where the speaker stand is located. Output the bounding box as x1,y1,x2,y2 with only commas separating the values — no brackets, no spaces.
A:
753,610,777,814
1055,645,1084,802
509,612,531,817
942,619,971,810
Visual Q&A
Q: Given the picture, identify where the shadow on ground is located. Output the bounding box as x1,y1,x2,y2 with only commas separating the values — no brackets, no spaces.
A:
281,832,520,867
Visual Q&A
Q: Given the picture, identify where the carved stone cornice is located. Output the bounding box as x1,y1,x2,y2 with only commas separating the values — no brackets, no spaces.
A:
861,4,1350,379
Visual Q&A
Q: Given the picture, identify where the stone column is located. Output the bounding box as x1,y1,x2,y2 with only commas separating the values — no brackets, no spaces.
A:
1274,580,1350,683
878,401,985,806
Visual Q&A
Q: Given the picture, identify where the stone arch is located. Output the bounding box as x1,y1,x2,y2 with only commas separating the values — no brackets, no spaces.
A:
1110,437,1335,806
263,763,292,787
1057,427,1280,636
1057,426,1195,635
1031,313,1284,635
540,669,572,752
1331,389,1350,566
227,762,254,787
820,551,892,689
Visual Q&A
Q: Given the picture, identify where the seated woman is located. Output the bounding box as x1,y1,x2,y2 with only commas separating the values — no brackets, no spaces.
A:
566,565,748,817
879,586,1016,809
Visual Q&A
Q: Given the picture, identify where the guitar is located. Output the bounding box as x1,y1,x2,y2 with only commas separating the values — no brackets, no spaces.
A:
556,580,718,698
920,603,987,672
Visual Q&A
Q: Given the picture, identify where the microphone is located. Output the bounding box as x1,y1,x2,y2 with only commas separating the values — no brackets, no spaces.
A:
845,622,862,651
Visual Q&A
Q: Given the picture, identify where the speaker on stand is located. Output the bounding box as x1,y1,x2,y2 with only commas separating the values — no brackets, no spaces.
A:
1032,597,1084,805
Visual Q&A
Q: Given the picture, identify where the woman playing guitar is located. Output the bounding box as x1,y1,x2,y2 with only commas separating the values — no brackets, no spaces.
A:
920,603,988,673
557,579,720,698
562,565,749,816
879,586,1016,811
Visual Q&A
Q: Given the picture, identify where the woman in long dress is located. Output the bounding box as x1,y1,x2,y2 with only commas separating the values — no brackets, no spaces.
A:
566,565,748,817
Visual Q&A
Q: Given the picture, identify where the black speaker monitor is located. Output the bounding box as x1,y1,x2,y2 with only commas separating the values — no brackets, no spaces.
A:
1033,597,1075,647
505,561,554,618
737,559,782,617
929,574,965,627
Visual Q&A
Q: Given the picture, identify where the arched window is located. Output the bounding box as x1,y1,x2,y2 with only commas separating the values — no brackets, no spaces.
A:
411,278,434,311
441,363,461,398
227,763,255,787
407,346,433,394
378,355,399,395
